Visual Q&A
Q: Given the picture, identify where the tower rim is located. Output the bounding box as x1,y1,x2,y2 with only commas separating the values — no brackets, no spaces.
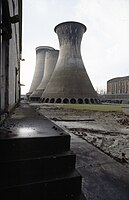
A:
54,21,87,33
36,46,55,51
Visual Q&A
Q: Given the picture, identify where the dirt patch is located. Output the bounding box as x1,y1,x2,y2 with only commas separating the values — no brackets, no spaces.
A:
31,103,129,167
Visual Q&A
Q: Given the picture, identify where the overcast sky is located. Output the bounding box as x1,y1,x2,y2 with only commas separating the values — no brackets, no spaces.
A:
21,0,129,94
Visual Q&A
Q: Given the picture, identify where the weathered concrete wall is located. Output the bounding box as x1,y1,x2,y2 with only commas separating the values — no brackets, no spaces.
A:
1,40,7,113
8,0,21,109
0,0,10,116
0,0,22,122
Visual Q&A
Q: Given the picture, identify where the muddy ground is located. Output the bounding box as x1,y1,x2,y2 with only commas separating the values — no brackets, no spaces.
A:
31,103,129,167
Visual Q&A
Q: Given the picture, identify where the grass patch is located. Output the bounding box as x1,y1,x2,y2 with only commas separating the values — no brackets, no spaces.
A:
60,104,129,112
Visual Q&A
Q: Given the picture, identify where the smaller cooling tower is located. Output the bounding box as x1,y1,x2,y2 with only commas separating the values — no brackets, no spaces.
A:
27,46,54,98
41,21,99,104
31,49,59,101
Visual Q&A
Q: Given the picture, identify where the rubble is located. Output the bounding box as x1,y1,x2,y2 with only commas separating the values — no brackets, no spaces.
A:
31,103,129,167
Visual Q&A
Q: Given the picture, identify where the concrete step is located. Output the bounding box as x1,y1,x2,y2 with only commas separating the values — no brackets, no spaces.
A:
0,170,82,200
0,134,71,161
0,103,86,199
0,151,76,187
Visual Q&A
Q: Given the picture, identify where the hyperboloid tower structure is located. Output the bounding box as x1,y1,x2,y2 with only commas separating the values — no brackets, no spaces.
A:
28,46,54,100
30,49,59,101
42,22,99,104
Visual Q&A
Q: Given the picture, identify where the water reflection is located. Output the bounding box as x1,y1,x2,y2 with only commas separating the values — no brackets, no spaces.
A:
17,127,37,137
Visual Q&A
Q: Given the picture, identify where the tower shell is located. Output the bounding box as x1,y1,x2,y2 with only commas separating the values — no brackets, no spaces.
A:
27,46,54,98
41,21,99,104
31,49,59,101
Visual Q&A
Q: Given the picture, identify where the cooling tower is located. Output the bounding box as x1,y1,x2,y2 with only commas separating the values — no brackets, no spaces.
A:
27,46,54,98
30,49,59,101
41,21,99,104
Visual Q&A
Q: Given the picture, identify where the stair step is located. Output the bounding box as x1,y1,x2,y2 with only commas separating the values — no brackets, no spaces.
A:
0,134,70,161
45,193,86,200
0,151,76,187
0,170,82,200
0,103,85,199
0,193,86,200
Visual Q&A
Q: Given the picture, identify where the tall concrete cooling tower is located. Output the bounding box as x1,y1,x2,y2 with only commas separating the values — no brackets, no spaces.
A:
30,49,59,101
41,21,99,104
27,46,54,98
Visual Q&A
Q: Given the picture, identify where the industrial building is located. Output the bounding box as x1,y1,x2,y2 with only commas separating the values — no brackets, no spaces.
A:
101,76,129,103
107,76,129,95
0,0,22,123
